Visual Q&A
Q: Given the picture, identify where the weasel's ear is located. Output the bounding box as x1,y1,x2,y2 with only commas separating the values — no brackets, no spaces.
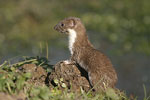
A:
70,19,76,28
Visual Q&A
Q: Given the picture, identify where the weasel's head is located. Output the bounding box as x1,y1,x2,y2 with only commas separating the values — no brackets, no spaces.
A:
54,17,86,35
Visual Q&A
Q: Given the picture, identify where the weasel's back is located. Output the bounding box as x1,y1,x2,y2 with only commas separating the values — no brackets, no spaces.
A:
87,49,118,90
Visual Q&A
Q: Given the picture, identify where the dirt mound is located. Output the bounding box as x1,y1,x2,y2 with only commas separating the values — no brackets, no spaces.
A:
19,62,91,92
48,62,91,92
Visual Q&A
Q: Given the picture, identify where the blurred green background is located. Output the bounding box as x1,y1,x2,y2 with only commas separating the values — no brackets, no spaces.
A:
0,0,150,99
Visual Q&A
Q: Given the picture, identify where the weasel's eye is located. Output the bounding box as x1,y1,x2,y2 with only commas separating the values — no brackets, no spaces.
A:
61,23,65,27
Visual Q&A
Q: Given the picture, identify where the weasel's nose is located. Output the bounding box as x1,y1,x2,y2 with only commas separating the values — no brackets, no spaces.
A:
54,25,58,30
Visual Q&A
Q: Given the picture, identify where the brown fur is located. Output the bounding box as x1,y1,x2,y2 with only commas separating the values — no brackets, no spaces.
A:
54,17,118,91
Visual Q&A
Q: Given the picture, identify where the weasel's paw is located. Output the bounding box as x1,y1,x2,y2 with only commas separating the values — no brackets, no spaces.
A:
63,60,75,65
63,60,71,65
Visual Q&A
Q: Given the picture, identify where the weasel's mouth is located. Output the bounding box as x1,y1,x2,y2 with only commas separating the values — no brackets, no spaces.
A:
54,25,68,34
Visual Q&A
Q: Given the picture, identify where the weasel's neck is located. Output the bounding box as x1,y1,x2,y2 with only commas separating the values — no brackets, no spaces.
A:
68,29,93,55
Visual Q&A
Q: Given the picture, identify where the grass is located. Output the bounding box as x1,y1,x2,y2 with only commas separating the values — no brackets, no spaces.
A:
0,56,149,100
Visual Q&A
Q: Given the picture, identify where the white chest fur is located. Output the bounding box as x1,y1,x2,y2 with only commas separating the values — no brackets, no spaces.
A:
68,29,77,55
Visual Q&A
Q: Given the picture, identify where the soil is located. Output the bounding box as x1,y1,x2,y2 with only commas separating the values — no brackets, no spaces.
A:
0,92,26,100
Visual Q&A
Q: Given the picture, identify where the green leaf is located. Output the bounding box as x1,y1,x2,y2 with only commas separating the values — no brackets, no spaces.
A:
23,72,32,79
61,83,66,88
106,88,119,100
16,77,25,90
54,79,59,84
60,78,63,82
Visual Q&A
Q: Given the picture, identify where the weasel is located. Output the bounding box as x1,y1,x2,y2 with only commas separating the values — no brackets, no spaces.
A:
54,17,118,91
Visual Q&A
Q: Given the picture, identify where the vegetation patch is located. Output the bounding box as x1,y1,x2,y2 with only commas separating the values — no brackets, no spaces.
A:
0,57,149,100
